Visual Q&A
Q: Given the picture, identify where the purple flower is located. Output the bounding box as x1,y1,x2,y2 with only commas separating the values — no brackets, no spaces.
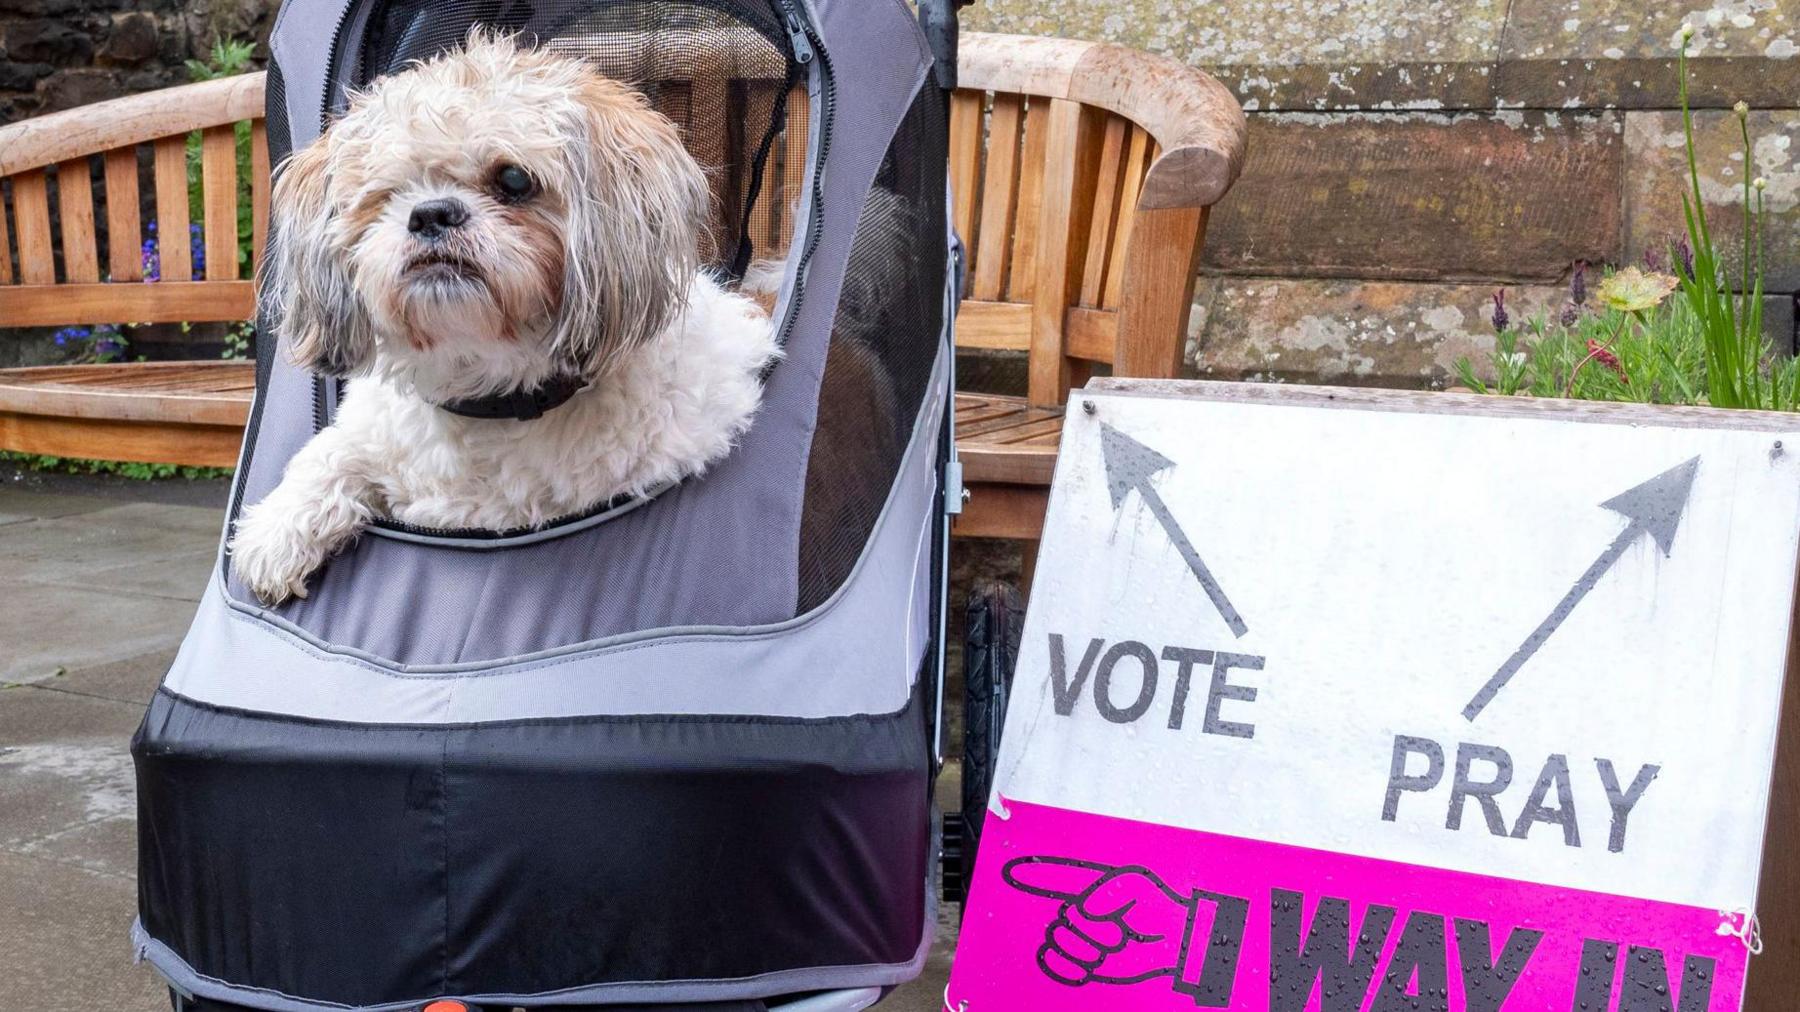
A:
141,234,162,282
1643,245,1666,273
1570,260,1588,307
137,218,204,281
1491,289,1510,333
1560,302,1580,328
1674,235,1695,281
190,222,207,280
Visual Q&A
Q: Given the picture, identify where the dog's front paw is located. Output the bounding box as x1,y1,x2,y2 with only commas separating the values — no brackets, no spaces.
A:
228,506,326,605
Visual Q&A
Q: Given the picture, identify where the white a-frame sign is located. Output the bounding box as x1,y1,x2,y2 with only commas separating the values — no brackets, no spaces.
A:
948,380,1800,1012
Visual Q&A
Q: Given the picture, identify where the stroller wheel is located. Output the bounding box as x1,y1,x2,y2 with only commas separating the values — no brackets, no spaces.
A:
953,578,1023,903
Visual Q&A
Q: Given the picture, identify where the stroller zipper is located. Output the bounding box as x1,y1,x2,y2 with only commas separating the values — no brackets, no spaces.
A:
784,10,815,64
772,0,834,355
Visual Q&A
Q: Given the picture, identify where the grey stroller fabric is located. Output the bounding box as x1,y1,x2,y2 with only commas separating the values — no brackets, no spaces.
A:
132,0,954,1007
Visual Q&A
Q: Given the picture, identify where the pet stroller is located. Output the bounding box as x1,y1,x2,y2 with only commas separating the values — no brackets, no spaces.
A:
132,1,964,1008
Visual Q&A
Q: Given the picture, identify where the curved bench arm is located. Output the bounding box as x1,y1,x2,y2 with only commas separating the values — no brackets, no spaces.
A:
0,72,267,178
960,33,1247,209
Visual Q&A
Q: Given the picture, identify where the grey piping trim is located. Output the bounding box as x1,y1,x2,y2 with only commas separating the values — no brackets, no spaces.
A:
213,348,950,676
360,480,672,549
134,876,931,1009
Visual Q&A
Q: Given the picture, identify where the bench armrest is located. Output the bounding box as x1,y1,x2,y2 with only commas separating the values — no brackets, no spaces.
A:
961,33,1247,209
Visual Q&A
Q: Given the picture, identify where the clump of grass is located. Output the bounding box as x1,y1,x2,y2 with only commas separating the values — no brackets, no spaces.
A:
1456,23,1800,411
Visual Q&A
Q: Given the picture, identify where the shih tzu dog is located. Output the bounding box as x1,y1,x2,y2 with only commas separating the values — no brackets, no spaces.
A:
229,32,780,604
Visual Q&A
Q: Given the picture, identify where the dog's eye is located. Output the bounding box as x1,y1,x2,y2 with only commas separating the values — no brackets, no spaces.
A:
493,164,537,202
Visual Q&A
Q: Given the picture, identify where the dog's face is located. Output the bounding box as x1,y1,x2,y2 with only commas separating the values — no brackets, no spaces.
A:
266,32,711,399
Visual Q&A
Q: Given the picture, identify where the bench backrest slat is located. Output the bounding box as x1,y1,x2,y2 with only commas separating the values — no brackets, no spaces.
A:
152,135,193,282
56,158,100,284
13,170,55,286
202,126,241,282
103,148,142,282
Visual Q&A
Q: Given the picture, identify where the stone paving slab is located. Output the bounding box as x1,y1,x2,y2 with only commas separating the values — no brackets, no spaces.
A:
0,486,113,526
0,851,168,1012
0,500,215,682
1,502,220,572
36,646,178,708
14,812,138,883
1204,111,1623,283
0,581,198,685
0,684,144,850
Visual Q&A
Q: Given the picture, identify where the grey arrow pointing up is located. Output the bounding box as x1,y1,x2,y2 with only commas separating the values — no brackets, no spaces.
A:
1461,455,1700,722
1100,423,1248,638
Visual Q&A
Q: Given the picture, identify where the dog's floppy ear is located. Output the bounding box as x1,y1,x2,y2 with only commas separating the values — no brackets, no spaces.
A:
261,134,374,377
553,73,712,377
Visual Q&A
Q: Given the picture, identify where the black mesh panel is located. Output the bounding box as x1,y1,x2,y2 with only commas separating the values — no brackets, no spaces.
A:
351,0,799,272
797,89,948,609
253,58,292,378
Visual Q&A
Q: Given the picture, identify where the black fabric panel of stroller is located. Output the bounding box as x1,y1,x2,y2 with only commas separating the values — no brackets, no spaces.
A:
134,678,933,1008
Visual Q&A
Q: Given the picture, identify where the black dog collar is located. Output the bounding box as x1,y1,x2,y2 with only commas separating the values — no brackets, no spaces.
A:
435,374,587,421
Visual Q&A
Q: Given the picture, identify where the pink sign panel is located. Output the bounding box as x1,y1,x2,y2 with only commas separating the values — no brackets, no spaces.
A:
946,800,1751,1011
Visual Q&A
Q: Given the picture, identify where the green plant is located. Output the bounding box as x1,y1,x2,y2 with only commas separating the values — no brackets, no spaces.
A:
49,324,129,364
0,451,232,481
221,319,255,360
1675,23,1769,410
1456,23,1800,412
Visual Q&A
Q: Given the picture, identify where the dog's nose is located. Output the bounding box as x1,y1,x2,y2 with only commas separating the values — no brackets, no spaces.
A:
408,198,470,240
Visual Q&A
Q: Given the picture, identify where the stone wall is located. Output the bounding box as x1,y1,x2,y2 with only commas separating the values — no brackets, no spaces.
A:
0,0,275,125
969,0,1800,387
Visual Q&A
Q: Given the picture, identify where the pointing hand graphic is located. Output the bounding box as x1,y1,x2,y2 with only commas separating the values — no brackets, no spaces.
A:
1002,856,1227,991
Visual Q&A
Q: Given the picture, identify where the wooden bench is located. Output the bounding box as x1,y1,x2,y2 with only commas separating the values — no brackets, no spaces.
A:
0,32,1246,548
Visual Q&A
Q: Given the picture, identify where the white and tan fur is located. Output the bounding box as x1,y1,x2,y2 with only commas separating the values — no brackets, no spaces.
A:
230,33,778,603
